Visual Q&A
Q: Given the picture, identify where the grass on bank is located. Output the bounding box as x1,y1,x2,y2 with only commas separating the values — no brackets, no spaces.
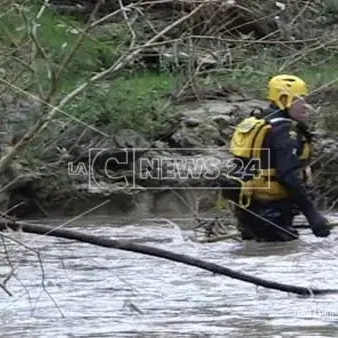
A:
1,2,338,140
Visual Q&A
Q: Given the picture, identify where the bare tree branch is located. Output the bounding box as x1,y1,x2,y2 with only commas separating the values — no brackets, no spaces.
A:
2,220,337,296
0,1,207,175
0,232,65,317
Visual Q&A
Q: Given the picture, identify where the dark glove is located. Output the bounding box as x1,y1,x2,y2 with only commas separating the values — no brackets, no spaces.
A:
308,212,331,237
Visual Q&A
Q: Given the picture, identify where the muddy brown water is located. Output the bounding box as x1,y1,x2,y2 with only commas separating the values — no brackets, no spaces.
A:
1,215,338,337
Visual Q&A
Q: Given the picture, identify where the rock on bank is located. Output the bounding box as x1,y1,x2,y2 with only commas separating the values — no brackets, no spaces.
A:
2,91,338,219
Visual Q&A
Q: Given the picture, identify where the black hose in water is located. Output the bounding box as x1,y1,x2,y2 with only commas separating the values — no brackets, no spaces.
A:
8,222,338,296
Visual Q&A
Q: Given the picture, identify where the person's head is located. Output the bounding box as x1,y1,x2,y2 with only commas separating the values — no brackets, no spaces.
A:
267,74,309,121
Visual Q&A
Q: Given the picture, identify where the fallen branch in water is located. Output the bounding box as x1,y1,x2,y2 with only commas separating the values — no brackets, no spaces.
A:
193,232,241,243
2,219,338,296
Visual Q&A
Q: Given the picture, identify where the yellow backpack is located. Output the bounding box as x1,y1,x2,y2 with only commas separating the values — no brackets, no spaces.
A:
228,115,312,207
229,116,272,160
227,116,275,208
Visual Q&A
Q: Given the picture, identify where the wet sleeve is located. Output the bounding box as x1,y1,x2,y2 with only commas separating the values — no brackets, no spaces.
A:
270,123,317,219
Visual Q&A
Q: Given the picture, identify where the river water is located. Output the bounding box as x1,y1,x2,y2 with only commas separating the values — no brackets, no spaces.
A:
1,215,338,337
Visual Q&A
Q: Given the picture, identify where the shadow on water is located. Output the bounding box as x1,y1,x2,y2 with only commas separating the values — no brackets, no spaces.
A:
0,217,338,337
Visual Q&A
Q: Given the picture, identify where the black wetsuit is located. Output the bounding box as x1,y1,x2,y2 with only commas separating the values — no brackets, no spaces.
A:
233,105,330,241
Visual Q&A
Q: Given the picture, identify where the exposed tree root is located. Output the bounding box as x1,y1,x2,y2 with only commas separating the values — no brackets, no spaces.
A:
2,220,338,297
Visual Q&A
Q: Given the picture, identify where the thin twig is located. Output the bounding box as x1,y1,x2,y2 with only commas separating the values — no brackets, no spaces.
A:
0,235,33,300
0,232,65,317
0,1,207,175
53,0,105,94
118,0,137,49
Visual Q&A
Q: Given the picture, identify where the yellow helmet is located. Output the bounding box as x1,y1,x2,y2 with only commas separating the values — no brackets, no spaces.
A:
267,74,308,110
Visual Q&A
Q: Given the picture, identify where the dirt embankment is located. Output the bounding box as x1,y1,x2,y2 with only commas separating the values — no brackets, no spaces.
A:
2,88,338,220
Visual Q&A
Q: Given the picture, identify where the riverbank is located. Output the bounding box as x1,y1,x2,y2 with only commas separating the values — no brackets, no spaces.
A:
1,2,338,219
5,89,338,220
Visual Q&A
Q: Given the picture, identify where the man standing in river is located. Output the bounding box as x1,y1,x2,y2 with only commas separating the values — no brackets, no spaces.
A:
225,74,331,241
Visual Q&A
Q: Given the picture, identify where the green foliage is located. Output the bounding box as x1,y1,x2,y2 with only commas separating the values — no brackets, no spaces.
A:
0,3,127,93
0,2,178,143
63,70,177,138
300,56,338,88
2,1,338,141
322,0,338,15
197,51,338,99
